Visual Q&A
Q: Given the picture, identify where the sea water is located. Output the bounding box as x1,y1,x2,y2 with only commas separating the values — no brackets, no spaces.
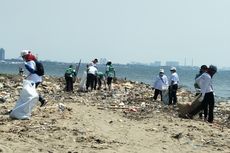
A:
0,61,229,101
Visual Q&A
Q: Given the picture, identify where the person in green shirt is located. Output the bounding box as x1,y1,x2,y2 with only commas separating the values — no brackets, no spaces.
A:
64,65,76,92
96,71,106,90
105,61,116,91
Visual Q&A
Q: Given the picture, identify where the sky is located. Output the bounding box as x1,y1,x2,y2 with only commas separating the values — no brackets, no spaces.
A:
0,0,230,68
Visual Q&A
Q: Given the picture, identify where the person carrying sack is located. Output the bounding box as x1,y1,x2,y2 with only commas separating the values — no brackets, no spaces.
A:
20,50,47,107
187,65,217,123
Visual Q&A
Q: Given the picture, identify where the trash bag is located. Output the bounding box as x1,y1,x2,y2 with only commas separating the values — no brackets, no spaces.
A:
79,71,87,91
162,90,169,105
177,94,202,118
10,80,39,120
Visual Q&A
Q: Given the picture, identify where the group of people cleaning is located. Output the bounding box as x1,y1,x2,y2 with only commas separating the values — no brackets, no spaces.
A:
152,67,179,105
152,65,217,123
17,49,217,123
64,58,116,92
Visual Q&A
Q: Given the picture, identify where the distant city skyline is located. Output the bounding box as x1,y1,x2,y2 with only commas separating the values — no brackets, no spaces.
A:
2,51,229,69
1,50,197,67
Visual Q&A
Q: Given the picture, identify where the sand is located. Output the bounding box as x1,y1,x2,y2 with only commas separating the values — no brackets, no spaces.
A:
0,74,229,153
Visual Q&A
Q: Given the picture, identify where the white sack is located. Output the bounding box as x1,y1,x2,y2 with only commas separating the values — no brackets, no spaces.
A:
162,90,169,105
10,80,39,120
79,71,87,91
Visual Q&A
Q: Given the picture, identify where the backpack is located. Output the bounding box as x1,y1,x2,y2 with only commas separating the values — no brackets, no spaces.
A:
35,61,44,76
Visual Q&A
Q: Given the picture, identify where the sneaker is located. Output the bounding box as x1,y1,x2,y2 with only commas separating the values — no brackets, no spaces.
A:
40,99,47,107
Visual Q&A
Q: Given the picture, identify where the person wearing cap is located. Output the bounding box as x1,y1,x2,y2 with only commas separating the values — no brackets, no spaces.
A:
152,69,168,101
105,60,116,91
20,50,47,107
194,65,208,118
168,67,179,105
188,65,217,123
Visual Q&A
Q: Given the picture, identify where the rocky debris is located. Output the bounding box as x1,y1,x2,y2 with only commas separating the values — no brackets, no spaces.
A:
0,73,229,153
0,73,229,128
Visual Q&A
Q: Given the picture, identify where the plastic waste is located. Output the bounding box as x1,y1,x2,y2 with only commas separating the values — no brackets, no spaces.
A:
79,71,87,91
10,80,39,120
58,103,65,112
162,90,169,105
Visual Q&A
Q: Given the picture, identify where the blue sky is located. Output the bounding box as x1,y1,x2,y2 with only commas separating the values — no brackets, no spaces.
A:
1,0,230,67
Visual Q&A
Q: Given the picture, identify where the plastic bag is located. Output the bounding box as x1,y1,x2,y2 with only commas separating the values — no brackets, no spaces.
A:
10,80,39,120
79,71,87,91
162,90,169,105
162,85,168,91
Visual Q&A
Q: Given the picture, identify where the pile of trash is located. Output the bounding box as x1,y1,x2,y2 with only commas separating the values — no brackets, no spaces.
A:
0,74,229,128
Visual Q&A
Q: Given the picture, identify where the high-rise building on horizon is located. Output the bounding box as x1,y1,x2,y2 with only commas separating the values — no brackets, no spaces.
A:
0,48,5,60
165,61,179,67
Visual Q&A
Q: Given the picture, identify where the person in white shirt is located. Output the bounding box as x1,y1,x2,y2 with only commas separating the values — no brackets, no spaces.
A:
20,50,46,107
188,65,217,123
87,58,98,90
89,58,98,68
152,69,168,101
194,65,208,118
86,65,98,91
168,67,179,105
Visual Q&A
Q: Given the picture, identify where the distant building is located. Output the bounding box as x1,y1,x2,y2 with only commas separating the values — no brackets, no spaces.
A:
0,48,5,60
165,61,179,67
150,61,161,66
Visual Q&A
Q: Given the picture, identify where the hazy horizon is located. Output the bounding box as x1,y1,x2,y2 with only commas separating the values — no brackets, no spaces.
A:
1,0,230,68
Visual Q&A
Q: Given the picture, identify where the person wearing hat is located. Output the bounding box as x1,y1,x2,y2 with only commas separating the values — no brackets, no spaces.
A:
188,65,217,123
152,69,168,101
20,50,47,107
168,67,179,105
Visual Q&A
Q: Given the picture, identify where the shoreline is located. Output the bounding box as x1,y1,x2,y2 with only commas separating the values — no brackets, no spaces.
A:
0,74,229,153
0,62,230,100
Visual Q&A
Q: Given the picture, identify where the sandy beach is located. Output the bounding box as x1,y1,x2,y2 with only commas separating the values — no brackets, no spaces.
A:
0,74,229,153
